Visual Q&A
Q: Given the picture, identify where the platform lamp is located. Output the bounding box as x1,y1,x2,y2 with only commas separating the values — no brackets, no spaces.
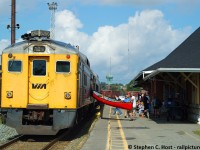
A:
7,24,20,29
7,23,20,44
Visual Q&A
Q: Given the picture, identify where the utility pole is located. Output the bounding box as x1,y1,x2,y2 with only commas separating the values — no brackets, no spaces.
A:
11,0,15,44
7,0,20,45
47,2,57,39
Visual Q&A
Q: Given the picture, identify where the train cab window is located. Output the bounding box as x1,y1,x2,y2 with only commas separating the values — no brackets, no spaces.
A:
8,60,22,72
33,60,46,76
56,61,70,73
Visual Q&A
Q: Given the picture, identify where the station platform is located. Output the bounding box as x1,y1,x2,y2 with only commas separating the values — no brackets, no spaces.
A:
81,105,200,150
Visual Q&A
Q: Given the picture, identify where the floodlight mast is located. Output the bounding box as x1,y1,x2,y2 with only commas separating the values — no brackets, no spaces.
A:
106,57,113,90
47,2,57,39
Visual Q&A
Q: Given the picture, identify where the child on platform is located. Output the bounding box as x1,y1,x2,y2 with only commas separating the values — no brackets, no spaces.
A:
138,101,144,117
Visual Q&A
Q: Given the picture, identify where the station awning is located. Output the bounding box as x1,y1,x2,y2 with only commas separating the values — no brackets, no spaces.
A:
143,68,200,81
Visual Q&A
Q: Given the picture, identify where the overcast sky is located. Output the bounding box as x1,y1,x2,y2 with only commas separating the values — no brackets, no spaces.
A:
0,0,199,84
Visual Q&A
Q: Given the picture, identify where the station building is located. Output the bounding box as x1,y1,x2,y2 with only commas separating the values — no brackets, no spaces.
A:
133,27,200,123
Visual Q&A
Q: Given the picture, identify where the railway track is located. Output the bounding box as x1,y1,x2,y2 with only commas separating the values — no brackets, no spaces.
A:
0,108,99,150
0,135,23,150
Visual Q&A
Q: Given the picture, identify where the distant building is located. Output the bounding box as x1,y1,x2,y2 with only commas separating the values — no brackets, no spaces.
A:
133,27,200,123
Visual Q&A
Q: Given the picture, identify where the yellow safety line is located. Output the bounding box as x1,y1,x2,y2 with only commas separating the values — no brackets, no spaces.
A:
106,107,111,150
185,131,200,141
106,107,128,150
116,115,128,150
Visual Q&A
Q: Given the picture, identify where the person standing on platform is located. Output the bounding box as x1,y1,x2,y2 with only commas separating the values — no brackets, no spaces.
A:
146,91,151,115
112,107,123,116
129,93,137,121
99,102,105,119
112,95,123,116
138,101,144,117
152,95,162,118
98,91,105,119
141,92,149,118
123,92,131,118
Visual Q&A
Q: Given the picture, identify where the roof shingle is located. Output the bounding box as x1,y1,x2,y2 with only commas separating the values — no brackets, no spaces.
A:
145,27,200,71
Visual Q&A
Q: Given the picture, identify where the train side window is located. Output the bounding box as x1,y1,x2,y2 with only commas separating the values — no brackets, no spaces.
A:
56,61,70,73
8,60,22,72
33,60,46,76
84,74,87,86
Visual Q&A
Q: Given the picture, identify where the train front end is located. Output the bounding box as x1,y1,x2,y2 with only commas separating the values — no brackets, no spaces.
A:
1,30,79,135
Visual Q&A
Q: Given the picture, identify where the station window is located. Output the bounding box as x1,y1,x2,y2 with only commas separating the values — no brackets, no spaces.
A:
56,61,70,73
8,60,22,72
33,60,46,76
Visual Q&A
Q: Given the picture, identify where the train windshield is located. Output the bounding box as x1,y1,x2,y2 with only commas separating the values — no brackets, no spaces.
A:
8,60,22,72
56,61,70,73
33,60,46,76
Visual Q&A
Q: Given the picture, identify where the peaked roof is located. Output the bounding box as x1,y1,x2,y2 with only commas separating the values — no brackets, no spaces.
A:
146,27,200,70
133,27,200,82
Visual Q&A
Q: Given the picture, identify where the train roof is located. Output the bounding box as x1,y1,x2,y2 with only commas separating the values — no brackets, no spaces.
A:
3,39,89,63
3,40,77,53
3,30,90,67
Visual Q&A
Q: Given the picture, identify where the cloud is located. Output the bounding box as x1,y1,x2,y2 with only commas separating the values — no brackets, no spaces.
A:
77,0,200,7
87,10,190,83
0,0,10,15
0,39,10,54
98,0,165,5
1,0,199,15
54,9,190,83
55,10,83,32
55,10,89,50
0,6,191,84
0,0,194,84
0,0,39,16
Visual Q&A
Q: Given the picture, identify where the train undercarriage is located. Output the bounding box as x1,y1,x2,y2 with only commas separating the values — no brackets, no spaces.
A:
1,102,97,135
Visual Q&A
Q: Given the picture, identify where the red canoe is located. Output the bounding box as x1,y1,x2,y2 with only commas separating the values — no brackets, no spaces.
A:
92,91,133,110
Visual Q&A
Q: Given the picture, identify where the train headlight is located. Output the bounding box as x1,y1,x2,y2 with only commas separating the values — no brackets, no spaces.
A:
64,92,71,99
6,91,13,98
8,53,13,58
66,54,70,59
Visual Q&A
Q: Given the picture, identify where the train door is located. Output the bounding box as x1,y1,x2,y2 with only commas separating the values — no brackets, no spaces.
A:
28,56,49,104
78,61,84,106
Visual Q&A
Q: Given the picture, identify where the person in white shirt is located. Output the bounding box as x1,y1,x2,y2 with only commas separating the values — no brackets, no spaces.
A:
127,93,137,121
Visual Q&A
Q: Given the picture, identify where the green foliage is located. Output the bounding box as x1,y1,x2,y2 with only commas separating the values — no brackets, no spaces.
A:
100,82,125,95
193,130,200,136
100,82,107,90
100,82,123,90
126,80,141,91
100,80,141,94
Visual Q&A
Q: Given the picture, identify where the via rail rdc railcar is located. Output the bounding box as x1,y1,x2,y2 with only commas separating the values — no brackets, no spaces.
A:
0,30,100,135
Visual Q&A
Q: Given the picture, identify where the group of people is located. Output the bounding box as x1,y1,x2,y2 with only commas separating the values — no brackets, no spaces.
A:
110,92,159,121
111,90,162,120
112,92,137,121
137,92,151,118
99,89,185,122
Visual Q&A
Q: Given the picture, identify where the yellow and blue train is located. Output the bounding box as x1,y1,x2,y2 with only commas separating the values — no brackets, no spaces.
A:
0,30,100,135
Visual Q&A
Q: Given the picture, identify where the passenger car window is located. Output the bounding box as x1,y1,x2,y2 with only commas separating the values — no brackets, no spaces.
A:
8,60,22,72
56,61,70,73
33,60,46,76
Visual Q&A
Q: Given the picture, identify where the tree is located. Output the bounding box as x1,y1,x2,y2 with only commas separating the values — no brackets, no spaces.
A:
126,80,141,91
